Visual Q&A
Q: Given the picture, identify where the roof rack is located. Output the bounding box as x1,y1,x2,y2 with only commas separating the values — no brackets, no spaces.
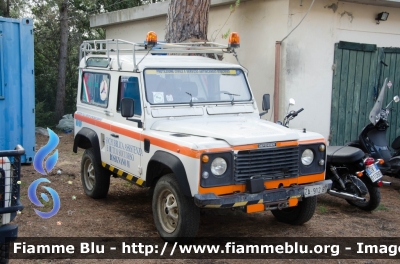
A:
79,39,238,71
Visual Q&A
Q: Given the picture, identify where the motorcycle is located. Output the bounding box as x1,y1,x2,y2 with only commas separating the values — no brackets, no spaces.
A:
347,78,400,178
278,99,382,211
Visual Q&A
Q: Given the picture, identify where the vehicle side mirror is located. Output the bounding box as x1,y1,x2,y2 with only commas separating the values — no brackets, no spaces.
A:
121,98,134,117
289,98,295,106
394,95,399,103
262,94,270,111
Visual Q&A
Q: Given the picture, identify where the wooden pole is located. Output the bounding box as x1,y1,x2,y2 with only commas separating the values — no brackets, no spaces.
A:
274,41,281,122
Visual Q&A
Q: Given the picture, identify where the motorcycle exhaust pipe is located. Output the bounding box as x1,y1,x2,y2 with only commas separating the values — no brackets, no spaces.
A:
328,190,366,201
381,181,391,186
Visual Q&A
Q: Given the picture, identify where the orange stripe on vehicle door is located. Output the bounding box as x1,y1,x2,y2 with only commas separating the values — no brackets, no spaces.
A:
75,113,111,130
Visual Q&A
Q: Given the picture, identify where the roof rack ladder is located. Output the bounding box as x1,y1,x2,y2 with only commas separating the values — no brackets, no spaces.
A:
106,40,111,70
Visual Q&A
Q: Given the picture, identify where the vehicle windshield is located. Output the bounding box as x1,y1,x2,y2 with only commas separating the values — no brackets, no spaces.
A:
369,78,388,125
143,69,251,105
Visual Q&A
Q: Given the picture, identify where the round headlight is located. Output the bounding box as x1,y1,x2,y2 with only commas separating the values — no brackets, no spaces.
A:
211,157,227,176
301,149,314,166
318,144,325,152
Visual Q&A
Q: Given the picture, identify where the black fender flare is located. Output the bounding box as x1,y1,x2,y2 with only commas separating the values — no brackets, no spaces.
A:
73,127,101,162
147,150,192,197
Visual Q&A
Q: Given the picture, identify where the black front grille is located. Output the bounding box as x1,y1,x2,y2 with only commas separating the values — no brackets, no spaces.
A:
234,147,299,183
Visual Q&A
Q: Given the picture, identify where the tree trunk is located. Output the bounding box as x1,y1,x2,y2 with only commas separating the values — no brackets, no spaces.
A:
165,0,210,43
54,0,68,124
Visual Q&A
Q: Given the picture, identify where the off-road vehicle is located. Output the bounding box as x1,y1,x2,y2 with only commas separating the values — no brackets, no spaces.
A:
73,32,331,241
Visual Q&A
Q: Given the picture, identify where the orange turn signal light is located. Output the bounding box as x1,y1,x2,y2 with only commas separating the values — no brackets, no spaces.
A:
202,155,209,163
146,31,157,46
228,32,240,48
356,171,363,177
377,159,384,165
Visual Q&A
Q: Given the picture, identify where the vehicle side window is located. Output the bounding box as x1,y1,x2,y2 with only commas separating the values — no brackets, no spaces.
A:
117,76,142,116
81,72,110,107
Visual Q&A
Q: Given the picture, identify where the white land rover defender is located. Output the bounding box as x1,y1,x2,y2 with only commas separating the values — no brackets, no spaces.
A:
73,32,332,241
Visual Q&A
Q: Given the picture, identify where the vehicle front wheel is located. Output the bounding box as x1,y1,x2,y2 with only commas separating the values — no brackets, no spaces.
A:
271,196,317,225
152,173,200,242
81,148,110,199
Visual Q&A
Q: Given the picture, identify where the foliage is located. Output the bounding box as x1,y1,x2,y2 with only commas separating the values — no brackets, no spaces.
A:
0,0,29,18
211,0,240,41
318,205,328,214
31,0,93,127
35,101,55,129
375,204,389,211
0,0,166,127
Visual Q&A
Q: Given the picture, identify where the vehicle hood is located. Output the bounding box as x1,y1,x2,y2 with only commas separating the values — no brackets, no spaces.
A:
150,117,300,146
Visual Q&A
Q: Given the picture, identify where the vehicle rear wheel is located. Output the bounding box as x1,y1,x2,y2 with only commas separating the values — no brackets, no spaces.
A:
271,196,317,225
81,148,110,199
346,178,381,211
152,173,200,242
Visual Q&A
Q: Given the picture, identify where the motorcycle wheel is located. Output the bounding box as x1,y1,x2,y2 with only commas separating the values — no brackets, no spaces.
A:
346,178,381,211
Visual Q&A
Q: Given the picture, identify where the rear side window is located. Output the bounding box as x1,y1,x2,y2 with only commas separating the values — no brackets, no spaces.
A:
81,72,110,107
117,76,142,116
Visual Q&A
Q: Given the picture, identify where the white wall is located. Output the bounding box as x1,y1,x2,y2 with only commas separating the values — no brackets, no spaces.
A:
283,0,400,142
336,1,400,46
106,16,167,42
208,0,289,119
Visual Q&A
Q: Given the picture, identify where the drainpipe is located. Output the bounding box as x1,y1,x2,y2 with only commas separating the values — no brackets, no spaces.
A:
274,41,281,122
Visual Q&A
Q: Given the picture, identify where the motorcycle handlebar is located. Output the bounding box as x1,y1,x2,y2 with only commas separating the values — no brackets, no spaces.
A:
282,107,304,127
296,108,304,115
291,108,304,117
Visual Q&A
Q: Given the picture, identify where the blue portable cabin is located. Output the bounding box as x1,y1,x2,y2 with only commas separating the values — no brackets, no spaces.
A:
0,17,35,163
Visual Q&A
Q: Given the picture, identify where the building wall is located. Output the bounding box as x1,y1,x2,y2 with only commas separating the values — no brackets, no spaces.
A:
284,0,400,141
208,0,289,119
99,0,400,141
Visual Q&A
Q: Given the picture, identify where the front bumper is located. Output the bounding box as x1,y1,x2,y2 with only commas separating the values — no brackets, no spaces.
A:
0,224,18,244
194,179,332,209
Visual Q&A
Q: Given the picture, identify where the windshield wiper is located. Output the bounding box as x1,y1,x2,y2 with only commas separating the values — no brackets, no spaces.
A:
224,92,240,105
186,92,194,107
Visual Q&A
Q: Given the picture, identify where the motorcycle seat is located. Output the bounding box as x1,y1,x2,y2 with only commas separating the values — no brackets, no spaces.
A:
327,146,365,164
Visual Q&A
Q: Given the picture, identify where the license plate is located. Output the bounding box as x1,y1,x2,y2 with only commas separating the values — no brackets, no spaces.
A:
304,184,329,197
366,163,383,182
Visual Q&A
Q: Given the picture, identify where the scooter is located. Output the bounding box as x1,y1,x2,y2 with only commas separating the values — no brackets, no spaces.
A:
278,99,382,211
347,78,400,178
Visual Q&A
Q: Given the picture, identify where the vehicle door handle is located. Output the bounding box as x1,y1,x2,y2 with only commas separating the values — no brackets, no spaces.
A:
111,133,119,138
